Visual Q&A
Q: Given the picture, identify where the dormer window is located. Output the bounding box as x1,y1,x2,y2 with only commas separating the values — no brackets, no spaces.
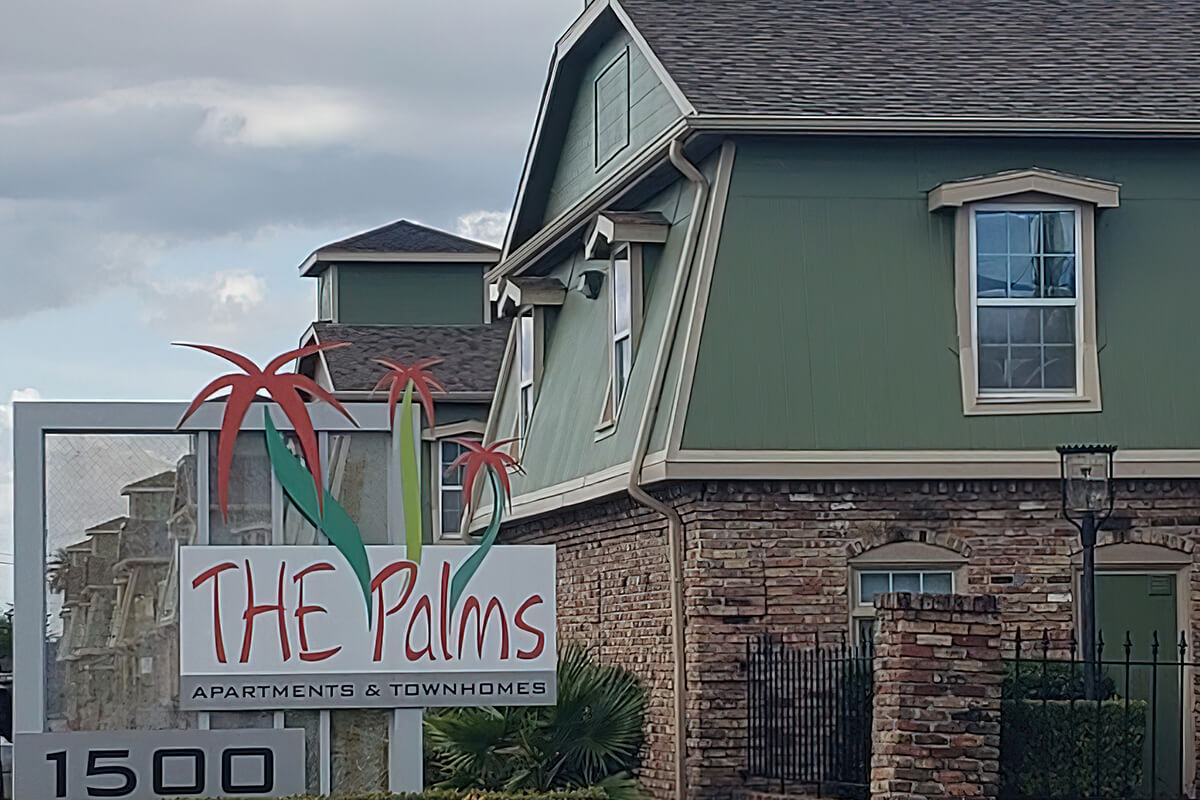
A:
929,168,1120,415
611,245,634,407
518,310,535,441
587,210,666,433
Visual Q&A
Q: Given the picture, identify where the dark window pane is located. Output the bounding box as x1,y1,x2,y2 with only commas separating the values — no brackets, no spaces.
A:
1008,256,1038,297
1008,212,1038,254
893,573,921,594
977,256,1008,297
1009,346,1044,388
859,573,890,603
1043,308,1074,344
923,572,953,594
978,345,1009,389
1044,345,1076,389
976,212,1007,254
1042,211,1075,254
1009,307,1041,345
1043,256,1076,298
978,308,1008,344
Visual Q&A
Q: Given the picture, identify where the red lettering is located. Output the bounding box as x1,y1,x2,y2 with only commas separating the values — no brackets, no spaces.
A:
456,597,509,660
370,561,417,662
191,562,237,663
405,595,436,662
293,562,341,662
438,562,451,660
239,560,291,663
515,594,546,660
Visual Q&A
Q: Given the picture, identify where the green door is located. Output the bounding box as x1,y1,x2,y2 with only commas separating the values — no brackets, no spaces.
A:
1096,572,1181,798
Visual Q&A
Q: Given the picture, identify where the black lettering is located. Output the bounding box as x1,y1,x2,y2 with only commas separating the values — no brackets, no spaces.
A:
460,683,475,695
404,684,418,696
341,684,354,697
533,681,546,695
222,748,273,794
442,683,456,695
153,748,204,795
191,686,207,699
497,682,514,695
422,683,440,695
518,682,530,695
480,682,494,695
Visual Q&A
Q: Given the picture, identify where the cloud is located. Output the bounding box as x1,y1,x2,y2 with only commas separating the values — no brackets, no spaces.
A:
456,210,510,246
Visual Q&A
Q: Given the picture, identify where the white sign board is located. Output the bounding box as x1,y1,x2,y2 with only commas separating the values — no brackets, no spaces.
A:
16,729,306,799
179,545,556,709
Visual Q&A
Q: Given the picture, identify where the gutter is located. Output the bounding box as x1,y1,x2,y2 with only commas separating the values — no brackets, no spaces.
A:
625,137,712,800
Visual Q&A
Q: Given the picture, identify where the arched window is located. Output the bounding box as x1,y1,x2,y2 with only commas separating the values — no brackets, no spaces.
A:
848,540,967,643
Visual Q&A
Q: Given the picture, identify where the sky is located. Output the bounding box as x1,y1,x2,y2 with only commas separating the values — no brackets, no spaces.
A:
0,0,583,606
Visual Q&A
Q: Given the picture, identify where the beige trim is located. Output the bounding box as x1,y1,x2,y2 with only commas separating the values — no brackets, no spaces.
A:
664,449,1200,479
299,249,498,276
497,276,568,314
489,118,690,282
929,168,1120,211
666,141,737,456
585,211,670,259
954,201,1103,415
686,114,1200,136
422,420,486,442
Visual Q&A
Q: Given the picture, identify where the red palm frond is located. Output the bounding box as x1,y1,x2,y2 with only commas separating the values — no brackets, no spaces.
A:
176,341,357,518
372,357,446,426
447,437,523,509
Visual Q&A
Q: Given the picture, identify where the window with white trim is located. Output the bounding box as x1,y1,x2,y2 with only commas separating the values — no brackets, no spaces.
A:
438,439,466,535
853,569,955,644
972,205,1081,395
518,310,535,441
611,244,633,408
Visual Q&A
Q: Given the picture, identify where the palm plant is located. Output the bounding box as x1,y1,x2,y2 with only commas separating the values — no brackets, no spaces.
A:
425,645,646,800
175,342,357,518
47,547,71,595
373,357,446,565
444,437,522,609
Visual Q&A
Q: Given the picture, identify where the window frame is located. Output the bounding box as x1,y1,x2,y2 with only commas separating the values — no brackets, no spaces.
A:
597,243,644,435
969,202,1085,400
516,309,541,446
952,196,1103,415
434,438,468,538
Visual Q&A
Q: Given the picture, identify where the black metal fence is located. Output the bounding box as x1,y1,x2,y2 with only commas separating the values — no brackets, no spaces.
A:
745,635,873,798
1002,629,1192,800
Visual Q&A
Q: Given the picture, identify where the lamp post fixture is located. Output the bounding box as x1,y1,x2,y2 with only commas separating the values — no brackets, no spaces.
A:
1056,443,1117,700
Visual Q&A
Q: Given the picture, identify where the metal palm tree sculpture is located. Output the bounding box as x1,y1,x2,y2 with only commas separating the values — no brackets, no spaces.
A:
175,342,357,518
445,437,523,609
373,357,446,565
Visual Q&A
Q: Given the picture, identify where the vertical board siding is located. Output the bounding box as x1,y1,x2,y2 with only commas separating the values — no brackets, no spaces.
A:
501,173,703,501
336,263,485,325
683,136,1200,451
541,29,682,224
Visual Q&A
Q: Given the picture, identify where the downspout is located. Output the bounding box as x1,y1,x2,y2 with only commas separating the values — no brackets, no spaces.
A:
626,137,710,800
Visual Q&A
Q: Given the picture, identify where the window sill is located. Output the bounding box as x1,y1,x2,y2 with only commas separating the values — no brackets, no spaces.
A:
964,394,1101,416
594,423,617,442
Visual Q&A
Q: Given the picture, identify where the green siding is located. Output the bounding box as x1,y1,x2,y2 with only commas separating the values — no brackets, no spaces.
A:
502,173,701,499
684,136,1200,451
541,29,682,224
335,263,484,325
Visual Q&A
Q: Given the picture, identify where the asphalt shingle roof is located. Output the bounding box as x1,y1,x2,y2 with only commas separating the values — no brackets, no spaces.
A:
322,220,499,255
617,0,1200,119
313,323,509,395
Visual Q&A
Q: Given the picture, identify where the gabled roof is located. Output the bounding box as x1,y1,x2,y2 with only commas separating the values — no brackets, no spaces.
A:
300,220,500,276
618,0,1200,120
309,322,510,396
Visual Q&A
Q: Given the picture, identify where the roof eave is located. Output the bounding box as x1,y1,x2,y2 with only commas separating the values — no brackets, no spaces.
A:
688,113,1200,136
300,249,501,277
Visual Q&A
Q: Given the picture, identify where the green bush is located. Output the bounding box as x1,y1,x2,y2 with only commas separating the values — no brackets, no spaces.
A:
424,646,646,800
1004,660,1116,701
1001,698,1147,797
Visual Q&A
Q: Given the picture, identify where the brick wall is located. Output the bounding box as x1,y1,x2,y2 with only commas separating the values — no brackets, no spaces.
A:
499,478,1200,799
871,593,1003,799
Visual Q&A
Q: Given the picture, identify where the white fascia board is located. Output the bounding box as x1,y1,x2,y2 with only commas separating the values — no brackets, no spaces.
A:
300,250,499,276
688,113,1200,136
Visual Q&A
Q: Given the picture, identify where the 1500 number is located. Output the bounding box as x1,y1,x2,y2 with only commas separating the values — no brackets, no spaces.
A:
45,748,275,797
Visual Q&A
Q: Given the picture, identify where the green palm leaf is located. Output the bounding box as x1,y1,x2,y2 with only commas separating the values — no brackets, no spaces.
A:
263,408,373,624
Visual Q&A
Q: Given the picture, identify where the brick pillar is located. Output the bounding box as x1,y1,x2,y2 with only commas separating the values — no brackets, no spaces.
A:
871,593,1003,800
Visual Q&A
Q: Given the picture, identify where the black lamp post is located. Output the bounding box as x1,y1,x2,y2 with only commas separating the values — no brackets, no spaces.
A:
1056,443,1117,700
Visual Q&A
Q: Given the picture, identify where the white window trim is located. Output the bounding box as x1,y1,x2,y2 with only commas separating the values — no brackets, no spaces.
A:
517,308,544,447
954,197,1103,415
433,438,469,540
597,243,644,436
